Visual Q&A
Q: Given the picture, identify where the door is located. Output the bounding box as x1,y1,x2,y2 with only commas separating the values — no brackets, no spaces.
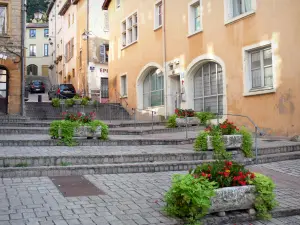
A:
42,65,49,76
0,68,8,114
100,78,109,103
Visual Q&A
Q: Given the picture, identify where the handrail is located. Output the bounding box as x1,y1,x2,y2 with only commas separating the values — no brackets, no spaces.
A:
114,89,129,108
215,113,260,164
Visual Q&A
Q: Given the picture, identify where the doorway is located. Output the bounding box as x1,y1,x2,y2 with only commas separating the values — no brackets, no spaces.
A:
0,67,8,114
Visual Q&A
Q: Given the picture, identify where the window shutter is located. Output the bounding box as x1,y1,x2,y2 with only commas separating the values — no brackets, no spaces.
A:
100,44,106,63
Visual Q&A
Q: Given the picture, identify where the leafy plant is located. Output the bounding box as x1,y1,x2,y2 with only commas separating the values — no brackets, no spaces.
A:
49,120,62,138
52,98,60,108
73,94,80,100
65,98,74,107
211,130,232,160
87,120,109,140
167,114,177,128
238,127,253,158
60,162,72,166
194,132,208,151
15,162,28,167
164,174,217,224
93,100,98,107
252,173,277,219
195,112,215,125
81,98,89,106
49,120,79,146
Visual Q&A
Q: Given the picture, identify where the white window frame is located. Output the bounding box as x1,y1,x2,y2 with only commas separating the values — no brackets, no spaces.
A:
188,0,202,37
154,0,162,30
0,5,8,35
121,11,138,49
44,44,49,56
224,0,256,25
120,74,127,97
116,0,121,10
243,40,276,96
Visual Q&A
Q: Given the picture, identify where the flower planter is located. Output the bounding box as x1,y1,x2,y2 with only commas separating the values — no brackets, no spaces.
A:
58,126,101,139
207,135,242,150
73,99,82,105
209,185,255,215
175,117,200,127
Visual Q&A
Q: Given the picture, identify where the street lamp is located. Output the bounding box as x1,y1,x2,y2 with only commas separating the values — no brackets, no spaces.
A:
81,30,93,40
34,11,43,20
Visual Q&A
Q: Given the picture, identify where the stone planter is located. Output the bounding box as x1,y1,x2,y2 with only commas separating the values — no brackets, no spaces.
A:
209,185,255,216
207,135,242,150
58,126,101,139
175,117,200,127
73,99,82,105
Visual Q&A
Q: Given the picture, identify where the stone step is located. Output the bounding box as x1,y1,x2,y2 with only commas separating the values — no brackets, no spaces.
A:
255,144,300,155
1,150,300,177
0,138,194,146
0,116,29,123
0,126,203,135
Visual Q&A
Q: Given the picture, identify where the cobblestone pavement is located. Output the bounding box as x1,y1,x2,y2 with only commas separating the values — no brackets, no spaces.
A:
226,215,300,224
1,159,300,225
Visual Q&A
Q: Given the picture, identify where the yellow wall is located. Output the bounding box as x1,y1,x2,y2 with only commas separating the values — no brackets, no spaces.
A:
76,0,88,95
107,0,300,136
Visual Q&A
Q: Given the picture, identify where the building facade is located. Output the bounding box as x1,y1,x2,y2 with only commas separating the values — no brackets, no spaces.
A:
103,0,300,136
47,0,109,101
0,0,23,115
25,23,51,77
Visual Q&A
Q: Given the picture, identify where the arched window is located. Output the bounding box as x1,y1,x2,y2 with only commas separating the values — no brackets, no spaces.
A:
27,64,38,76
143,68,164,108
194,62,224,114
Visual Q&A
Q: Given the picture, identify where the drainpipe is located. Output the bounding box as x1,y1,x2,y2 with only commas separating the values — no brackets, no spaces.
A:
86,0,90,97
162,0,167,118
20,0,26,116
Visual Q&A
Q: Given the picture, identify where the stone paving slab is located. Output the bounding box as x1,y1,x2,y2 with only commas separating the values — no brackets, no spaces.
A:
2,159,300,225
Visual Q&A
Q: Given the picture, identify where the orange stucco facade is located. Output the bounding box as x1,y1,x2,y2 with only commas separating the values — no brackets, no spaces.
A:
106,0,300,137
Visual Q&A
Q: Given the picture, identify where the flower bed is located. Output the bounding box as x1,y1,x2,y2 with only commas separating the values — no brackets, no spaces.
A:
194,119,253,159
164,161,277,224
52,95,97,108
50,112,108,146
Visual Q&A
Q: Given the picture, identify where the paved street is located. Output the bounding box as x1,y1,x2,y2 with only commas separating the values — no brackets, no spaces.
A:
0,159,299,225
27,92,50,103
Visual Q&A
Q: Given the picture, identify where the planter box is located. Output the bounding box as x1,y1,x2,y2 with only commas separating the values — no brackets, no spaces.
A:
209,185,255,214
175,117,200,127
73,99,82,105
58,126,101,139
207,135,242,150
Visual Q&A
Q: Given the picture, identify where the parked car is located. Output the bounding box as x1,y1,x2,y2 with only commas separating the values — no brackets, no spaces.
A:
29,80,45,93
48,84,76,100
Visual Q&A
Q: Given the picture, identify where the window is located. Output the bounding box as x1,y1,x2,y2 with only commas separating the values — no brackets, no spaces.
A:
29,45,36,56
225,0,256,23
100,44,109,64
116,0,120,9
101,78,109,98
122,12,138,48
44,44,49,56
120,75,127,96
44,29,49,37
154,1,162,29
188,0,202,35
0,6,7,35
29,29,36,38
194,62,224,114
143,69,164,108
65,38,74,61
27,64,38,75
244,44,274,95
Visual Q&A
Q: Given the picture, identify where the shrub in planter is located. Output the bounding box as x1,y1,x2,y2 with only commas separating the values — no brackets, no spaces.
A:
65,98,74,107
52,98,60,107
81,98,89,106
164,161,277,224
167,114,177,128
195,112,215,125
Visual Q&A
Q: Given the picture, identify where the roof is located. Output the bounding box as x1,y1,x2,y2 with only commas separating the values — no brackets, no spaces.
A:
46,0,56,16
58,0,80,16
102,0,111,10
26,23,49,28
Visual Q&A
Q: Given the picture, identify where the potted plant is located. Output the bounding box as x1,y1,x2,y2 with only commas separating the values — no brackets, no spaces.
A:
174,108,200,127
73,94,82,105
164,160,277,224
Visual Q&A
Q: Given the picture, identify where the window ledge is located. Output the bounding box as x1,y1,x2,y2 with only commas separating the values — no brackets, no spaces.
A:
187,29,203,38
225,11,255,25
154,25,162,31
121,40,138,50
243,88,275,97
120,95,127,99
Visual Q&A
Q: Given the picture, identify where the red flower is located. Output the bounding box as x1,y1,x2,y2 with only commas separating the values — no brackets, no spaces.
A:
250,173,255,179
238,180,246,186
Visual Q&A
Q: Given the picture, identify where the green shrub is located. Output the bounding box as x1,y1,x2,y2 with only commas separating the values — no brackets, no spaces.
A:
15,162,28,167
194,132,208,151
88,120,109,140
81,98,89,106
49,120,79,146
238,127,253,158
252,173,278,219
164,174,216,224
73,94,80,99
195,112,215,125
52,98,60,107
167,114,177,128
93,100,98,107
65,98,74,107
